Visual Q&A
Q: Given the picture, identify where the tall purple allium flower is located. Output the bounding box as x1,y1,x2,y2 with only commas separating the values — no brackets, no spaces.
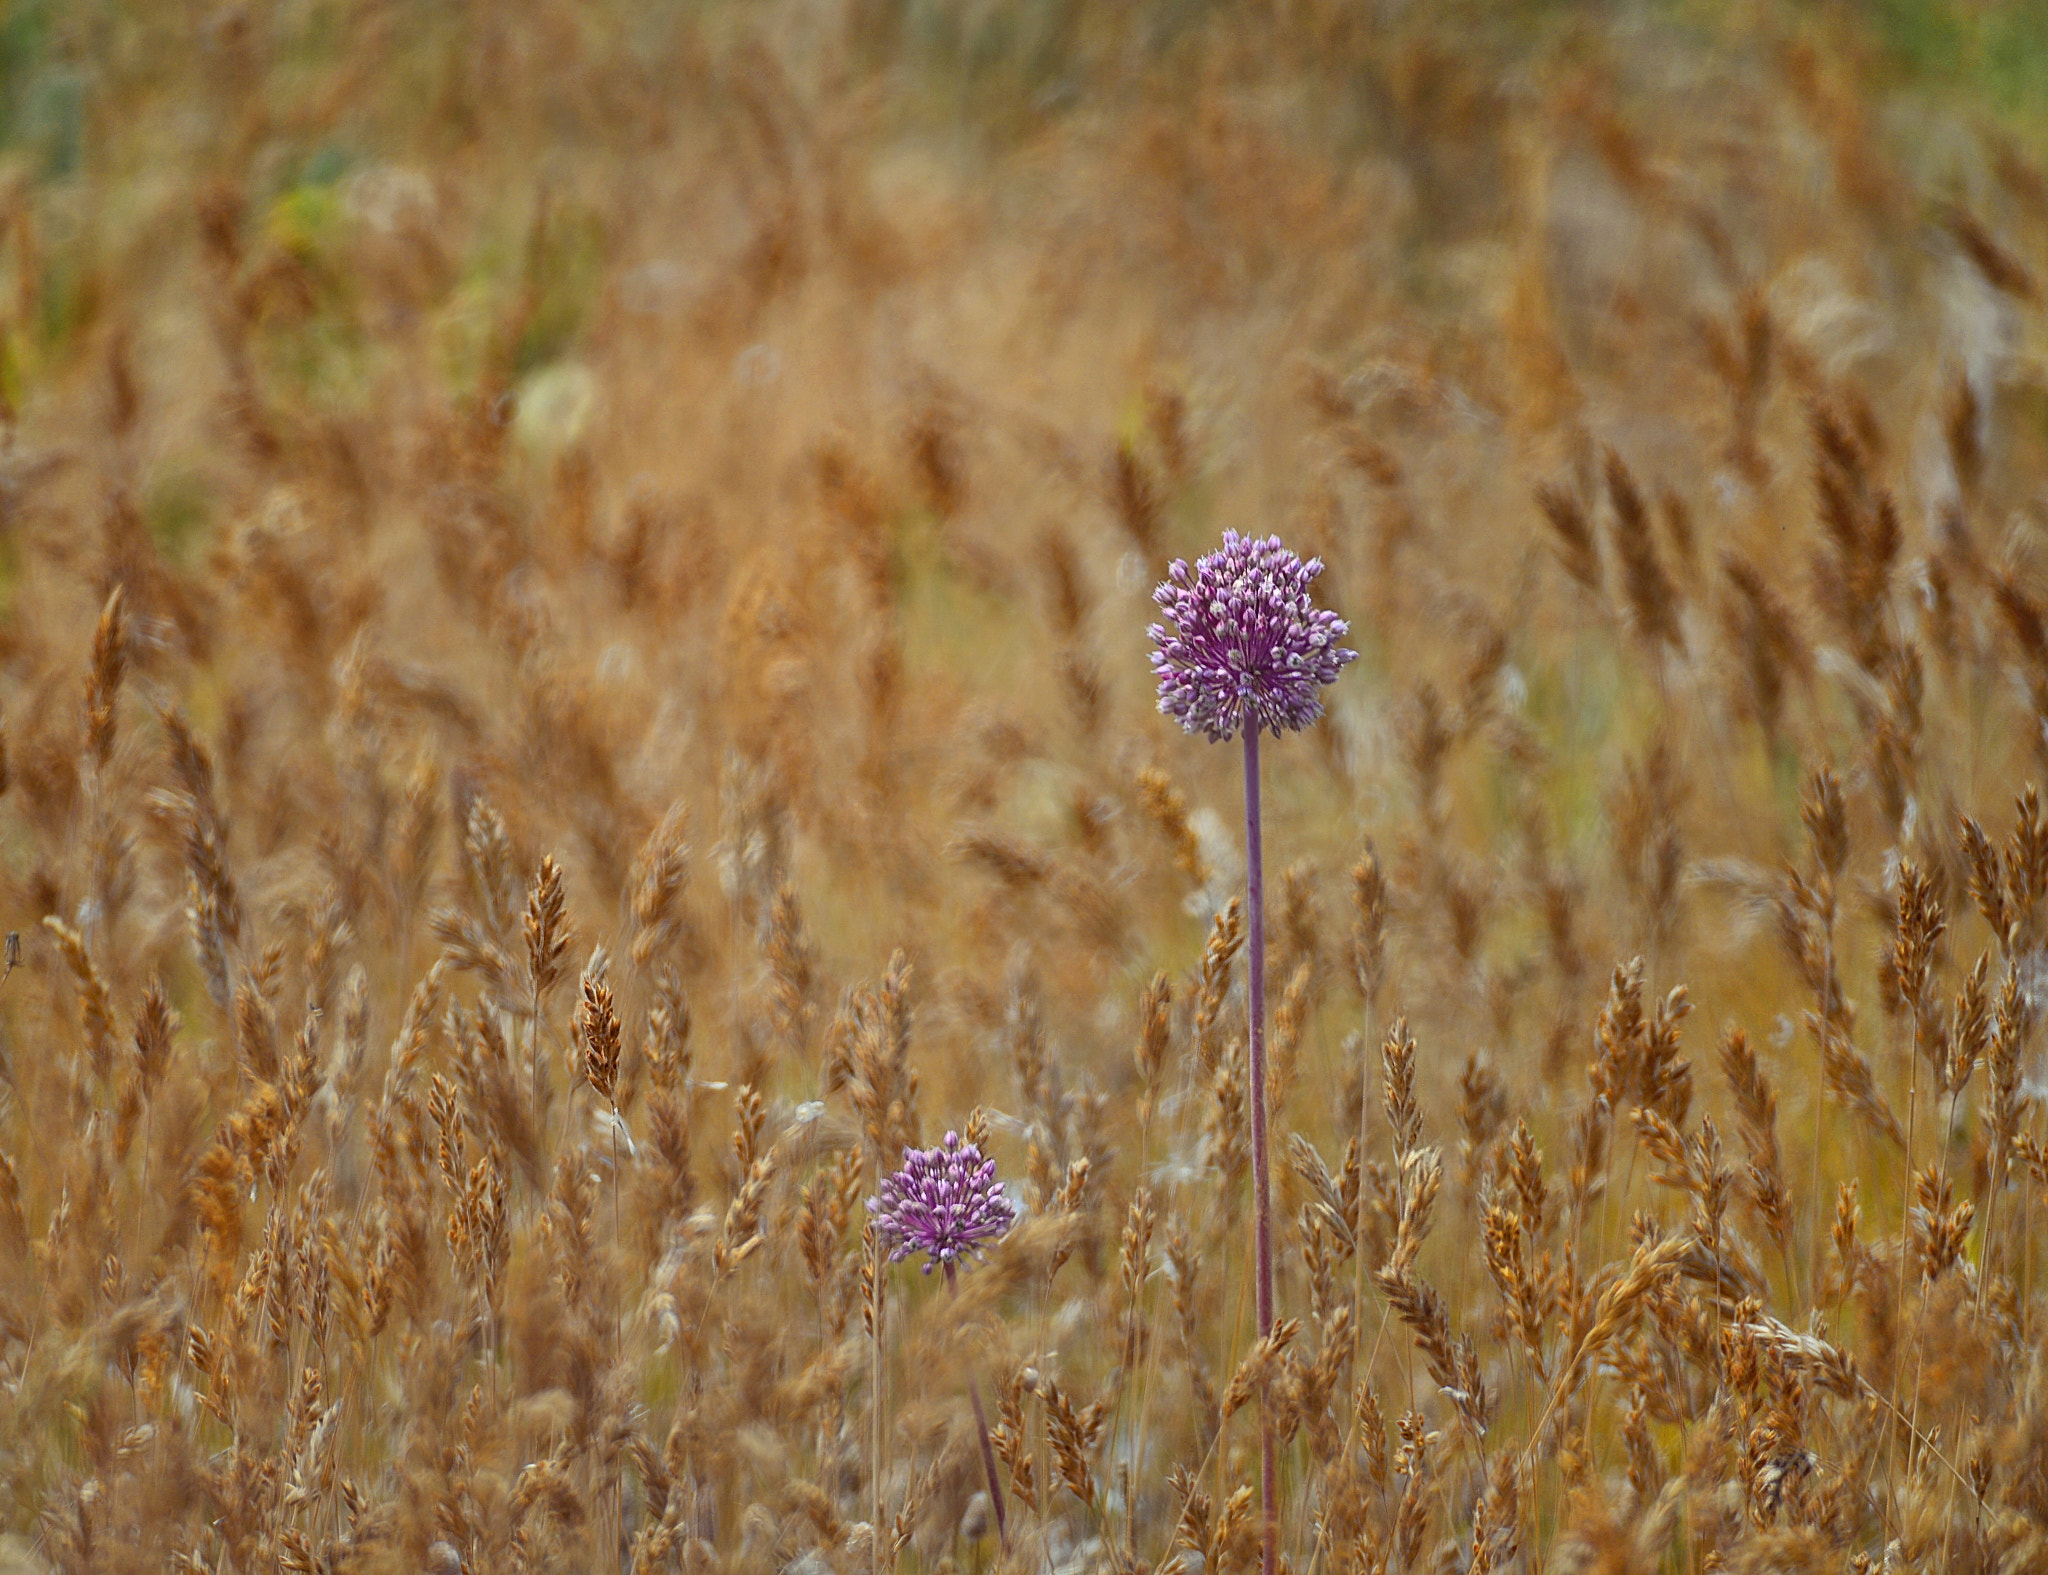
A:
869,1131,1017,1272
1148,531,1356,742
869,1129,1017,1549
1151,532,1354,1575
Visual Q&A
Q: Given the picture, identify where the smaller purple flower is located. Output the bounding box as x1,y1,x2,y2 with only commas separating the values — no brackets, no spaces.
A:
869,1132,1017,1274
1149,531,1358,742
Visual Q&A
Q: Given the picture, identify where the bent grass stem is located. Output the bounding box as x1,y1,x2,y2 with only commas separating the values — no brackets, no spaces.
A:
946,1260,1010,1552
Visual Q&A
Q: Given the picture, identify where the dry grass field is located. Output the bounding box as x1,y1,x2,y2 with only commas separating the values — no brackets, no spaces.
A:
7,2,2048,1571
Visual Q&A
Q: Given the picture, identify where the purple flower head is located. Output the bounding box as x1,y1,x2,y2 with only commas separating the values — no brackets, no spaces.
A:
1148,532,1358,742
868,1131,1017,1274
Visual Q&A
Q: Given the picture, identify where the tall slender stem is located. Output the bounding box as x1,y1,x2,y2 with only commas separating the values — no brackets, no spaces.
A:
946,1261,1010,1551
1243,724,1276,1575
866,1213,883,1575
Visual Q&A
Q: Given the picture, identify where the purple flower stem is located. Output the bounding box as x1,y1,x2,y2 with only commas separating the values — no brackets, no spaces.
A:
1149,528,1353,1575
1243,723,1277,1575
945,1260,1010,1551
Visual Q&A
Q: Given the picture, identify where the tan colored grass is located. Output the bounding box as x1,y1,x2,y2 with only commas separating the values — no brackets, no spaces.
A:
10,5,2048,1574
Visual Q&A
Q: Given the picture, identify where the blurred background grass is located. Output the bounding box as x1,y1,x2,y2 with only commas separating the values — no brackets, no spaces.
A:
0,0,2042,409
4,0,2042,1169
